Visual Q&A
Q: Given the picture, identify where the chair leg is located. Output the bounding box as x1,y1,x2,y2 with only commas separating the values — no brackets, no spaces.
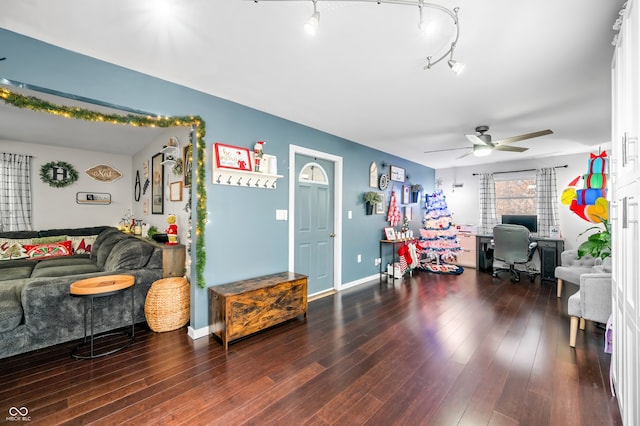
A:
557,279,563,298
570,316,579,347
579,318,586,330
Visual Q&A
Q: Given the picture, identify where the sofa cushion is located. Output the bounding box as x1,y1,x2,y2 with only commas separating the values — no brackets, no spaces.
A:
0,238,31,261
30,263,102,278
0,280,27,332
38,226,111,237
92,229,129,269
23,240,73,259
555,266,593,285
0,265,36,281
30,255,100,278
103,238,154,271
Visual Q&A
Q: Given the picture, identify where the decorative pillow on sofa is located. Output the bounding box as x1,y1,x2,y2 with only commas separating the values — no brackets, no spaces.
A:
68,235,98,255
0,238,30,261
22,240,73,259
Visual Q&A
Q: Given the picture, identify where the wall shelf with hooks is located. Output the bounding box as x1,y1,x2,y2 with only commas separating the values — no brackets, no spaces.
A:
212,167,283,189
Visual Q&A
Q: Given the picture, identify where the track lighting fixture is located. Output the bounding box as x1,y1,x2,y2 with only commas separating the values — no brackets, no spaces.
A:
251,0,464,73
304,0,320,35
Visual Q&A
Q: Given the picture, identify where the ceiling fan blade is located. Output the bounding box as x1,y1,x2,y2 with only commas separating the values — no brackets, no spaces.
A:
424,147,471,154
465,134,489,145
494,129,553,145
493,145,528,153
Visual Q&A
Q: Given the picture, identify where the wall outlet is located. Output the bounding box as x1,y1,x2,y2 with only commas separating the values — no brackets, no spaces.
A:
357,254,361,263
375,258,381,266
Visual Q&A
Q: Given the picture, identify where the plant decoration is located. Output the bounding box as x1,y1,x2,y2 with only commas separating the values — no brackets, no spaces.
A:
577,217,611,260
0,87,208,288
172,158,183,176
39,161,79,188
363,191,383,204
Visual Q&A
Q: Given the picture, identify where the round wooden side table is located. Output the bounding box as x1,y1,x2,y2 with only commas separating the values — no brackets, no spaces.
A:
69,274,135,359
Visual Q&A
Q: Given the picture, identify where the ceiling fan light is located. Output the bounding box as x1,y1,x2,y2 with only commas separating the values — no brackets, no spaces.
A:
473,146,492,157
448,59,465,75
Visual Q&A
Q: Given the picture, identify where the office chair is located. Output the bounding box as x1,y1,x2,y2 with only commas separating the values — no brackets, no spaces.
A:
492,224,539,283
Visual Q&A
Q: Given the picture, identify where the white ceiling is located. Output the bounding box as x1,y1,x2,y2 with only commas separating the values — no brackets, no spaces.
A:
0,0,624,168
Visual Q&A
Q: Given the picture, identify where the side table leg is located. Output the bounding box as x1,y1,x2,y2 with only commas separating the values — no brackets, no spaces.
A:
90,297,94,358
131,286,135,340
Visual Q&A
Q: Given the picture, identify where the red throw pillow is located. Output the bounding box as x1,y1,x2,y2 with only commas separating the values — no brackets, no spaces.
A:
23,240,73,259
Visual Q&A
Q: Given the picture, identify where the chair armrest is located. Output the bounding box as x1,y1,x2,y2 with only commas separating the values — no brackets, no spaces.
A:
579,273,612,324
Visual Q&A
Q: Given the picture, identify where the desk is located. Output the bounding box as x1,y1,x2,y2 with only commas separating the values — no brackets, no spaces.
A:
379,239,417,282
476,235,564,281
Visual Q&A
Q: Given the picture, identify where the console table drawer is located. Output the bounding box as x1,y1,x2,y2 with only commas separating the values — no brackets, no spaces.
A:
209,272,308,349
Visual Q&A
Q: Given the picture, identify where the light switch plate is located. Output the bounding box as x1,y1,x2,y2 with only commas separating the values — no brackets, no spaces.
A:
276,209,288,221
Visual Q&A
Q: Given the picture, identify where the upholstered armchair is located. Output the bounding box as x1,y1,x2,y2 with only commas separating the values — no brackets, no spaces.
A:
554,249,597,298
568,269,612,347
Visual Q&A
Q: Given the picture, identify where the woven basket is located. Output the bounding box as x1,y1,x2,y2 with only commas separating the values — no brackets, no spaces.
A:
145,277,190,332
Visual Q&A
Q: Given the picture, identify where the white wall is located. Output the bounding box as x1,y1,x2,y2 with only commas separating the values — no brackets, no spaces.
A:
1,140,132,230
435,150,610,251
131,128,191,250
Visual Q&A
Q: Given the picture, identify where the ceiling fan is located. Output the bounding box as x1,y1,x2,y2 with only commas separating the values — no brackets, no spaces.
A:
425,125,553,159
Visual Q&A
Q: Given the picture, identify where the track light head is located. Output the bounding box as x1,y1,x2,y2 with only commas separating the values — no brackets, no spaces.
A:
447,59,465,75
304,1,320,35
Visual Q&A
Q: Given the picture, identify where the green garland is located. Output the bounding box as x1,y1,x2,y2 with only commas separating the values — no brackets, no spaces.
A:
1,87,208,289
40,161,79,187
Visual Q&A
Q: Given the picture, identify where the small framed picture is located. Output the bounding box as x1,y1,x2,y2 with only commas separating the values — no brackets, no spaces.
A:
384,227,396,241
169,181,183,201
402,185,410,204
375,192,386,214
214,143,252,171
390,165,405,182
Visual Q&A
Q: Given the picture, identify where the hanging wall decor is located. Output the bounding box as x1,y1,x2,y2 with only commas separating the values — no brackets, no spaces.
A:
561,150,609,223
151,153,164,214
134,170,141,201
85,164,123,182
40,161,79,188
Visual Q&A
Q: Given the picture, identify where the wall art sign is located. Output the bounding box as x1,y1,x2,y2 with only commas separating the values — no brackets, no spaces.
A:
85,164,123,182
214,143,252,171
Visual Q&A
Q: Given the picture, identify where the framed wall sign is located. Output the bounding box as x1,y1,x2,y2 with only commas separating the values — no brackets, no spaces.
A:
214,143,252,171
384,227,396,240
169,181,183,201
390,165,406,182
151,152,164,214
402,185,410,204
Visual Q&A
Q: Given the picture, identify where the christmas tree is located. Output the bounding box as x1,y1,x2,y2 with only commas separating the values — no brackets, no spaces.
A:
418,189,462,271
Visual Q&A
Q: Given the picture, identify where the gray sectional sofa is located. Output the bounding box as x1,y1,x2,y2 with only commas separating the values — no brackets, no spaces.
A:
0,226,164,359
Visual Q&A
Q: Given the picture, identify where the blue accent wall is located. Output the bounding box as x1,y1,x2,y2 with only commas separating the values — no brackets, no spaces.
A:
0,29,435,330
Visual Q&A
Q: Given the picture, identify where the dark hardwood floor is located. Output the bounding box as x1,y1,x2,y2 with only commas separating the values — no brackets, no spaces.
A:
0,269,621,425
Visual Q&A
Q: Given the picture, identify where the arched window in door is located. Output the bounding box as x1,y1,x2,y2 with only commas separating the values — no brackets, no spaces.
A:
298,162,328,185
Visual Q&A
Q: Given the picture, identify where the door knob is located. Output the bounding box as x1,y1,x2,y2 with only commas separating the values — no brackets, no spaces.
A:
329,233,336,238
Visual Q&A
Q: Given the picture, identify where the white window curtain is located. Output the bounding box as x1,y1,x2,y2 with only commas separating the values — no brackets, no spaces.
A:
535,167,559,238
479,173,498,235
0,153,33,231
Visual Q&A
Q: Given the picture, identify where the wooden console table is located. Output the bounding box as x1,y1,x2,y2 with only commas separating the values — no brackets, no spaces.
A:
209,272,308,350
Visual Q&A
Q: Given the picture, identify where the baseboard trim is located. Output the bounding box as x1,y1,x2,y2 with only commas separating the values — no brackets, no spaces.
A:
339,273,379,290
187,325,209,340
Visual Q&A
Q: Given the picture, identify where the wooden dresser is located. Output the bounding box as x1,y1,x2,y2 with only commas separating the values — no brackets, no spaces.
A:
209,272,308,350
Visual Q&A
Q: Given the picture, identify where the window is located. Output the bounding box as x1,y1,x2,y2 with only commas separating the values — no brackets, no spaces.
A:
495,175,536,216
298,162,328,185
